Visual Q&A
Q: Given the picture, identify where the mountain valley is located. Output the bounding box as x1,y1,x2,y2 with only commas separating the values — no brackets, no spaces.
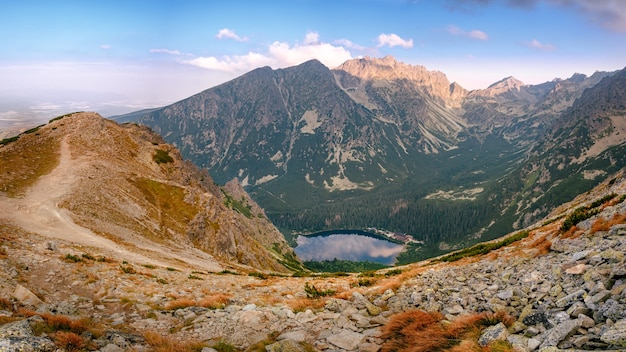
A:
1,57,626,351
131,56,626,258
0,111,625,351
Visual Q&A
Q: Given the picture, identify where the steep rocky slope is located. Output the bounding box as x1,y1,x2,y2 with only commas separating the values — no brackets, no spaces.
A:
0,164,624,351
0,112,298,274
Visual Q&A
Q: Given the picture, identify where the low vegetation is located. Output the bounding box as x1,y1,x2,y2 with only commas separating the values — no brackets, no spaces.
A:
561,193,623,232
0,132,60,197
435,231,529,263
381,310,514,352
222,190,253,218
303,282,335,298
153,149,174,164
303,258,388,272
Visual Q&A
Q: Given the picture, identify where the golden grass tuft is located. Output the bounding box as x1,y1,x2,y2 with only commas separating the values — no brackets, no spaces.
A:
528,232,552,256
164,298,196,311
590,213,626,234
381,310,515,352
286,297,327,312
54,331,84,351
197,293,231,309
143,330,206,352
164,293,232,311
561,225,583,239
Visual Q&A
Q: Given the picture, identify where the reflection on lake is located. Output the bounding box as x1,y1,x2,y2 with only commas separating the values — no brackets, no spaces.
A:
294,232,404,265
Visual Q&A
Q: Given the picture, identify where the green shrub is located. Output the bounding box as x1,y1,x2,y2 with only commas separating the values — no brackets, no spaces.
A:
153,149,174,164
437,231,529,263
64,254,82,263
120,265,136,274
304,282,335,298
81,253,95,261
249,272,268,280
561,193,618,232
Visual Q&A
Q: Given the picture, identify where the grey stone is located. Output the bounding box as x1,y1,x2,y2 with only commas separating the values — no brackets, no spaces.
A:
13,285,44,307
101,343,125,352
327,329,364,350
539,319,581,348
601,318,626,346
278,330,307,343
598,299,626,321
555,289,586,308
479,322,509,346
265,339,306,352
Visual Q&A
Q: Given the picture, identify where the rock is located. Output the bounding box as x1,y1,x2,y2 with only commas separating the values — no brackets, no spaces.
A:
539,319,581,348
13,284,44,307
577,314,595,328
479,322,509,346
277,330,307,343
242,303,257,311
238,310,265,330
265,339,307,352
327,329,364,350
506,334,529,352
598,299,626,321
0,318,55,352
555,289,586,308
564,263,587,275
523,312,550,328
101,344,125,352
600,318,626,346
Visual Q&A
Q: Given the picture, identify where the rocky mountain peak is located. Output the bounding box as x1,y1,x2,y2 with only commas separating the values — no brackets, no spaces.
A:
487,76,525,91
335,56,466,105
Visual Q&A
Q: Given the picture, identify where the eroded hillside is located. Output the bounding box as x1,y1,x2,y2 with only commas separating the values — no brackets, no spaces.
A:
0,112,298,274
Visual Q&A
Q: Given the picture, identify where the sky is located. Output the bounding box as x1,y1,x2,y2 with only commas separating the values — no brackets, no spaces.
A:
1,0,626,121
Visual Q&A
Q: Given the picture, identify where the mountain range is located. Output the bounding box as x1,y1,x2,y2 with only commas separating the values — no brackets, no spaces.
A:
126,56,626,258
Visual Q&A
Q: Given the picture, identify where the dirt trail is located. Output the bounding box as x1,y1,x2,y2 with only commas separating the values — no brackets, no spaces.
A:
0,135,222,271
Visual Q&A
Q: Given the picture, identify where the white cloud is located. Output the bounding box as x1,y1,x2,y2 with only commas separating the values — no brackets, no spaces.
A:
525,38,555,50
150,48,182,55
376,33,414,48
100,44,111,50
333,39,366,51
447,25,489,40
183,52,275,73
183,32,352,73
304,31,320,45
216,28,248,42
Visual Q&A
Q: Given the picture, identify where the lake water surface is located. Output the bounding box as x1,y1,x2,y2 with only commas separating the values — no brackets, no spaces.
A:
294,231,404,265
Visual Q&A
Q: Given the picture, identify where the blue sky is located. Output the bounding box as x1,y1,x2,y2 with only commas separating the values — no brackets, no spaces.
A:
1,0,625,114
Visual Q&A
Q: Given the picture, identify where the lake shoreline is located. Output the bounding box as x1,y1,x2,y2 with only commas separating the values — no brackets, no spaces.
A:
301,229,405,245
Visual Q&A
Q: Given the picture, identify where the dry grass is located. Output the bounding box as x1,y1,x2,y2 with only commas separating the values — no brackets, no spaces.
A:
165,298,196,311
164,293,231,311
0,133,61,197
527,232,553,256
143,330,206,352
54,331,84,351
381,310,515,352
590,213,626,234
561,226,583,239
286,297,327,312
197,293,231,309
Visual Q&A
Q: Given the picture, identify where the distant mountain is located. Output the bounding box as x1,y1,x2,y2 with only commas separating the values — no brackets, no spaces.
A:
0,112,299,273
508,68,626,227
133,57,625,259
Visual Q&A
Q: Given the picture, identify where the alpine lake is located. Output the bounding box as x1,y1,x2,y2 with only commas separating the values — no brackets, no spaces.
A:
294,230,405,266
